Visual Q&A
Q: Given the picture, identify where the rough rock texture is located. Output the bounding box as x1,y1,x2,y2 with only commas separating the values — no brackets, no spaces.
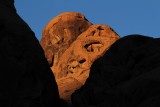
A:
40,12,120,102
0,1,68,107
40,12,92,66
54,24,119,102
71,35,160,107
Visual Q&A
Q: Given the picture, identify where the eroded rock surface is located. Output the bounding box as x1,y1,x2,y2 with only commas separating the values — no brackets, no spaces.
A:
54,24,119,102
40,12,92,66
40,12,119,102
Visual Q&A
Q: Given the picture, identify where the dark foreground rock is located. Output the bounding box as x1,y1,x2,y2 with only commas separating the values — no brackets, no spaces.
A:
71,35,160,107
2,1,160,107
0,0,68,107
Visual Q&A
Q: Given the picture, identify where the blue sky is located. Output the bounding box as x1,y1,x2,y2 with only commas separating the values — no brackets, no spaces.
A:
15,0,160,41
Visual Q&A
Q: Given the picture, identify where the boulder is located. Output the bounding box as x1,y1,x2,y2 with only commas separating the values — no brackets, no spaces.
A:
40,12,92,66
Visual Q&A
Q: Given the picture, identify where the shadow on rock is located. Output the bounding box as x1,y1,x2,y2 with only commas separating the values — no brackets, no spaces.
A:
71,34,160,107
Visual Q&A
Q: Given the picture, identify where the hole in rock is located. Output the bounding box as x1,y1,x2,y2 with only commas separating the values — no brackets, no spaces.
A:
84,41,102,52
79,59,86,64
67,65,75,74
97,26,104,30
92,31,96,36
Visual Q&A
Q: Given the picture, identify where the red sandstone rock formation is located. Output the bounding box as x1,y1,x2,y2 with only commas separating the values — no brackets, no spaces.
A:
40,12,120,103
53,24,119,102
40,12,92,66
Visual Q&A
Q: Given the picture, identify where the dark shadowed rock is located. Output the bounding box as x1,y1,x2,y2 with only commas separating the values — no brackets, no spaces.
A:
0,0,68,107
71,35,160,107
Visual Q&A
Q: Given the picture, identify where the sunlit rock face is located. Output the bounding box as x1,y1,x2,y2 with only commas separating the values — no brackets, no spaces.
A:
40,12,119,103
40,12,92,67
54,24,119,102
